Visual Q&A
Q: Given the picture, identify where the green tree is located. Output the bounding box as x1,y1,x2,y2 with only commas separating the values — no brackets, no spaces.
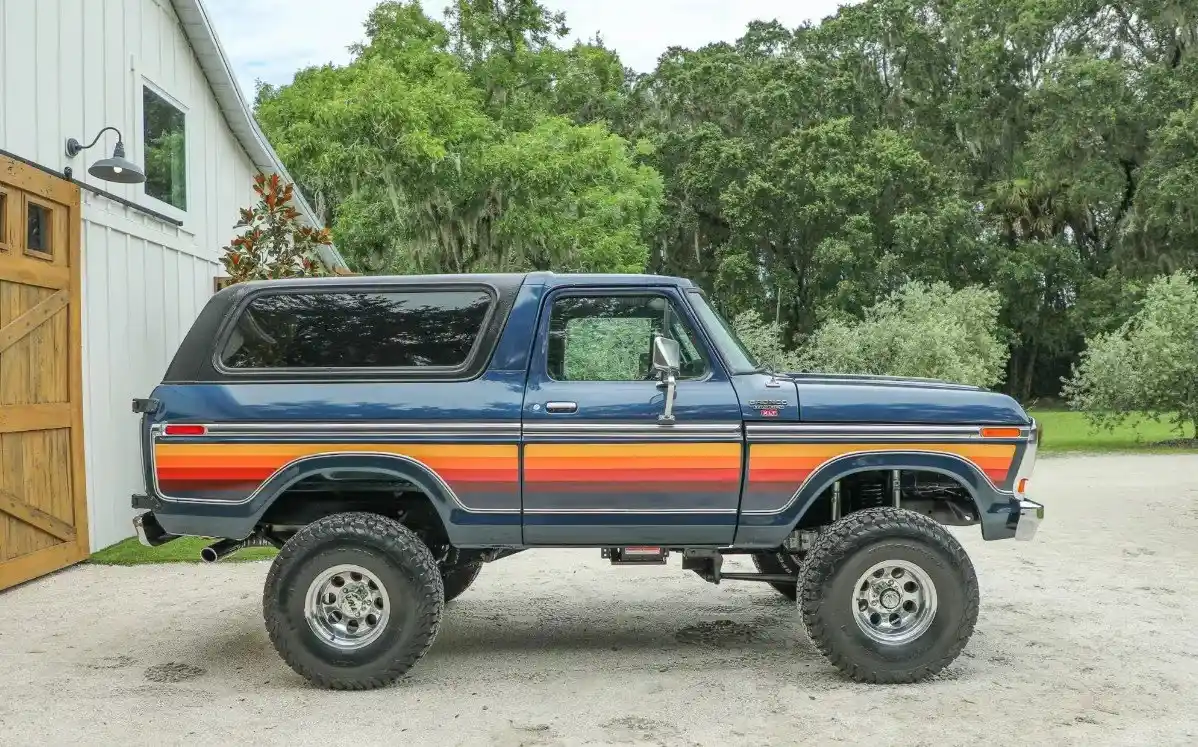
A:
255,1,658,276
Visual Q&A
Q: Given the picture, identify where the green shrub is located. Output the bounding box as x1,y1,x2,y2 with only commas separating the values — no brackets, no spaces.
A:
734,282,1007,388
1063,272,1198,439
799,282,1007,388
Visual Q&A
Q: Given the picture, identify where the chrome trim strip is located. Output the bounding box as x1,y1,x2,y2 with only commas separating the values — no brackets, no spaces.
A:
205,422,522,433
153,450,515,514
747,424,989,433
522,508,737,514
523,422,742,433
1011,418,1038,495
741,449,1011,516
523,422,743,442
745,423,1030,443
153,422,522,437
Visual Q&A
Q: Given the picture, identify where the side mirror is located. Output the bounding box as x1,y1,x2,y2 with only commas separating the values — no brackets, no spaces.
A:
652,336,681,375
652,336,681,423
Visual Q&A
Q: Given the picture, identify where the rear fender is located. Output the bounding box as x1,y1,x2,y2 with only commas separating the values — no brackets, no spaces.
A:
151,453,521,546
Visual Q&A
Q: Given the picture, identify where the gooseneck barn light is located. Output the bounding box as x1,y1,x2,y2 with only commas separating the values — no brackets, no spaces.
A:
65,127,146,184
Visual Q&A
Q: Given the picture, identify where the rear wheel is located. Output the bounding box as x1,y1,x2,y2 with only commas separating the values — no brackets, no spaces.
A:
263,512,444,690
800,507,978,684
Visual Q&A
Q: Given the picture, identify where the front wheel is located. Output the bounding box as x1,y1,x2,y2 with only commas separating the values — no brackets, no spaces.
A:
800,507,979,684
263,512,445,690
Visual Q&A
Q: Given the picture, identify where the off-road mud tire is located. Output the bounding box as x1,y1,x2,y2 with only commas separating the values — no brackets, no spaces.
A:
441,561,483,603
263,512,444,690
800,507,979,684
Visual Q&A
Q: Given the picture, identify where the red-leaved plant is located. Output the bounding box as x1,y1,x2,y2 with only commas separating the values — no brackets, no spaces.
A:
219,173,332,283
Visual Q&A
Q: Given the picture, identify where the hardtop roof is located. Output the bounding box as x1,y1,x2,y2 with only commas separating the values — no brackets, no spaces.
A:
224,271,697,293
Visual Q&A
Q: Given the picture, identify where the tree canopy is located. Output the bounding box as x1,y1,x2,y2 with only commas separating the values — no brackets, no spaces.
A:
254,0,1198,400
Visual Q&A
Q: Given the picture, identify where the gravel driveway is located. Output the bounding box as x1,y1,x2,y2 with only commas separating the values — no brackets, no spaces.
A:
2,454,1197,746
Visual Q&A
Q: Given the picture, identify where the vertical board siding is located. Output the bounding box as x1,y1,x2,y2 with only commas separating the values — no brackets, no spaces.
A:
82,215,216,549
2,0,257,549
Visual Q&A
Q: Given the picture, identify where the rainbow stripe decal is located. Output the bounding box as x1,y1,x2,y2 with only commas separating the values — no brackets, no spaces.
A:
743,442,1017,513
154,442,519,510
522,442,743,512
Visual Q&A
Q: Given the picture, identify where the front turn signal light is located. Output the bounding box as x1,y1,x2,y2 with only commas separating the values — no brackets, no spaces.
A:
981,427,1022,439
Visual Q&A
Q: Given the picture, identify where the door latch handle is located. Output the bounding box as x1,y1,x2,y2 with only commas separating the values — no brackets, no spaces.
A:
545,401,578,414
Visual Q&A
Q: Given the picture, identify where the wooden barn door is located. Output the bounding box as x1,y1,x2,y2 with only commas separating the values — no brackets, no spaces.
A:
0,154,88,591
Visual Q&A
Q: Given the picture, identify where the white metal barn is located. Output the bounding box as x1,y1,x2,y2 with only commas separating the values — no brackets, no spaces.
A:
0,0,345,589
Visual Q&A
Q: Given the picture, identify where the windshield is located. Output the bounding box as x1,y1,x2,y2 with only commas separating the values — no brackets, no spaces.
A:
686,290,762,374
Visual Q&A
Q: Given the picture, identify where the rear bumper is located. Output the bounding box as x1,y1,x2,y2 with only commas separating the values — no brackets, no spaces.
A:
1014,499,1044,541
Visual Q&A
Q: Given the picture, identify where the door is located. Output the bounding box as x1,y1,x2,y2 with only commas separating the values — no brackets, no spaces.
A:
521,287,744,545
0,155,88,591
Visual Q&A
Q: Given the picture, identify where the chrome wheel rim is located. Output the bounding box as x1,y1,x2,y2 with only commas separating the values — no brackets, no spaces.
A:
304,564,390,650
852,559,937,645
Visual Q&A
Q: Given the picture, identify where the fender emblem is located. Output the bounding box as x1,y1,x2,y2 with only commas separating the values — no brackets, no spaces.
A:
749,400,786,418
748,399,787,409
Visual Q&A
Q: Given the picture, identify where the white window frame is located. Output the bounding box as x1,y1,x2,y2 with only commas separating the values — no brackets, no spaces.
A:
135,76,191,222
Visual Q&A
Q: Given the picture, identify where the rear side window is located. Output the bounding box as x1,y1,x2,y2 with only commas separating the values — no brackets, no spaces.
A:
219,289,493,370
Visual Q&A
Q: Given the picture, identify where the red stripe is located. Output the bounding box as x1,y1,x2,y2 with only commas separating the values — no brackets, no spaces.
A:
984,469,1009,483
524,468,740,483
158,467,277,481
158,480,260,492
435,469,519,483
748,469,813,483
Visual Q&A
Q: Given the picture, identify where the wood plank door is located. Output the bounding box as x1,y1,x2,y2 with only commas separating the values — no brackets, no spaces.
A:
0,154,88,591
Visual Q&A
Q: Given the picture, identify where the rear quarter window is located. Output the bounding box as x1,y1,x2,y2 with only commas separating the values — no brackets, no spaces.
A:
219,289,494,370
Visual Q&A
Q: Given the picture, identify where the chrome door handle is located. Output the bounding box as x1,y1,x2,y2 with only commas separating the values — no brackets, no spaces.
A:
545,401,578,414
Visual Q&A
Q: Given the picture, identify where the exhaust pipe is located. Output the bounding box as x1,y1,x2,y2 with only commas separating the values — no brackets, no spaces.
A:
201,535,276,563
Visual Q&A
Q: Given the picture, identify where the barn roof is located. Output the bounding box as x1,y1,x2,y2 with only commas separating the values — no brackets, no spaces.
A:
171,0,349,272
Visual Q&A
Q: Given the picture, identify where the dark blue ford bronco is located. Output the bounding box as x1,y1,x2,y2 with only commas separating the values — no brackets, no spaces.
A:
131,272,1042,689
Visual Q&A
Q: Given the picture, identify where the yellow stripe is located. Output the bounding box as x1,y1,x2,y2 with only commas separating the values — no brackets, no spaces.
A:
525,443,741,458
154,443,517,459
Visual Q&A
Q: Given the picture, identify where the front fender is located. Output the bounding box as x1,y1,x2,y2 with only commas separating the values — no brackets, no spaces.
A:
735,450,1014,547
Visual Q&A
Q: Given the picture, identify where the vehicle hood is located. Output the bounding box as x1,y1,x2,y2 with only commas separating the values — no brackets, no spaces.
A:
781,373,1029,425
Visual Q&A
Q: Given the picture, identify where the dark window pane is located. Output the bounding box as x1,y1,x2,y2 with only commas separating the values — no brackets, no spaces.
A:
547,295,707,381
26,202,50,255
143,87,186,210
221,290,494,369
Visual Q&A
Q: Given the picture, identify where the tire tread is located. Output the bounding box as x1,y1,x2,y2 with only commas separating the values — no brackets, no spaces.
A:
799,507,979,684
262,512,445,690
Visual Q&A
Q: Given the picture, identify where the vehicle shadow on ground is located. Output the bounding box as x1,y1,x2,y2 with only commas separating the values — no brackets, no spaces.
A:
183,590,832,688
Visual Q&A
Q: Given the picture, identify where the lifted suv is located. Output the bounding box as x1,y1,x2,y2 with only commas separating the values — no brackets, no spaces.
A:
132,272,1042,689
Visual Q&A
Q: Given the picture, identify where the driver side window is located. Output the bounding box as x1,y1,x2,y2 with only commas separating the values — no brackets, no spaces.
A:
547,294,708,382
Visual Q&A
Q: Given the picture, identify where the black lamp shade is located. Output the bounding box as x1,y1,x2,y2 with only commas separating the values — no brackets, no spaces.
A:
88,154,146,184
88,141,145,184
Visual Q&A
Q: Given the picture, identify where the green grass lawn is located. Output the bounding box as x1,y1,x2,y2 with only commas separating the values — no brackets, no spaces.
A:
1029,410,1196,454
89,536,277,566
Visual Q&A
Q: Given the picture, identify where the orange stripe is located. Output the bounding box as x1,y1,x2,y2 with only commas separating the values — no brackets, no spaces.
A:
750,443,1016,458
